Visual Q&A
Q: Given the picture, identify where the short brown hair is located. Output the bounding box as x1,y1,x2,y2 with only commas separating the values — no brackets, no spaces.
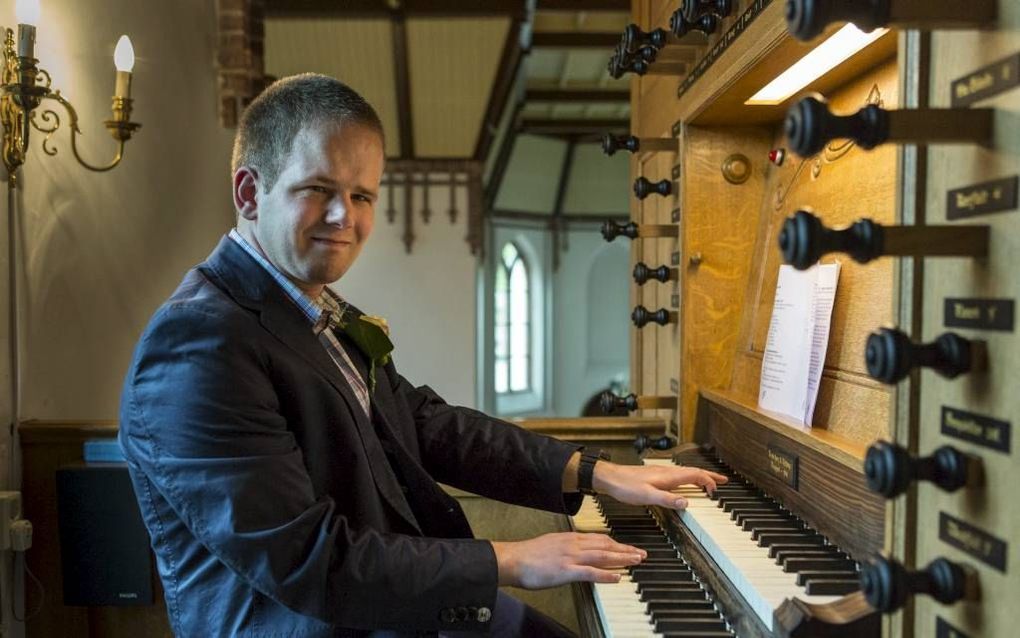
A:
230,73,385,191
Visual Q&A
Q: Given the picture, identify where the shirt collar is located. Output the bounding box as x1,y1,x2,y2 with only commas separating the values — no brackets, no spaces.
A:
228,229,346,333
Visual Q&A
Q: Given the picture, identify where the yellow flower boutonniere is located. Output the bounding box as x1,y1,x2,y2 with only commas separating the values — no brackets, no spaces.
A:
337,312,394,392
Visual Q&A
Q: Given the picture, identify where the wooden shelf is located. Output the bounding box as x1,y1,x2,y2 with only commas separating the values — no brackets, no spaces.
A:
700,388,869,468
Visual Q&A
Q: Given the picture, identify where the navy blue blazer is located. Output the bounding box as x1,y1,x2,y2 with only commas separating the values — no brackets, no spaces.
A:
119,236,582,637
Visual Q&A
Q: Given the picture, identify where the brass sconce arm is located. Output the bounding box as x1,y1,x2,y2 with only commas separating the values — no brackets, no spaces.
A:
1,27,141,187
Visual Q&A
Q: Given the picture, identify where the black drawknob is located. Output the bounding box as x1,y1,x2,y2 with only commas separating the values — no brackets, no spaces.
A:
634,434,678,453
617,43,658,63
865,328,980,384
864,440,973,498
785,96,890,157
601,220,638,242
670,10,719,37
778,209,884,270
602,133,640,156
683,0,734,21
634,177,672,200
861,555,972,613
601,391,638,413
785,0,892,41
633,262,673,285
632,306,671,328
622,23,670,51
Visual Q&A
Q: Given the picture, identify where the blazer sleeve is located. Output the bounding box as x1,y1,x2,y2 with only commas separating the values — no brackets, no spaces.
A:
119,304,498,631
383,362,583,516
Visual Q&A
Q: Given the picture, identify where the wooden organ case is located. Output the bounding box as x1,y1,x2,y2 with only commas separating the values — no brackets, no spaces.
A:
579,1,1018,637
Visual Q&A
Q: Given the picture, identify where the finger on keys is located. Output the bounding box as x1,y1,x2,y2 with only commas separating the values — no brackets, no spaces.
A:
576,549,645,568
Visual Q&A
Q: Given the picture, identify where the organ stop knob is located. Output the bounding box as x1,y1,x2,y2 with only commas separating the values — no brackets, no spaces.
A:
784,96,993,158
778,209,989,270
860,555,977,613
865,328,987,385
682,0,733,21
633,433,678,453
634,176,673,200
601,220,676,242
633,262,676,285
632,306,678,328
785,0,998,42
864,440,978,498
601,133,676,156
600,391,675,413
670,11,719,37
621,23,672,51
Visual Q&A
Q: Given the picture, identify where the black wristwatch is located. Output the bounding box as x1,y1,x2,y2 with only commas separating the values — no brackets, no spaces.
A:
578,450,611,495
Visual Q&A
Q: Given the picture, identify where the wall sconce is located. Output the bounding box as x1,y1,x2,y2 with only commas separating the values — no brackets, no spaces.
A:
1,0,141,189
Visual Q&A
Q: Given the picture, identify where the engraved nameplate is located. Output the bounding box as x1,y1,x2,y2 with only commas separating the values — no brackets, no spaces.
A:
678,0,774,98
671,251,681,266
671,294,680,308
672,165,681,180
944,298,1014,332
672,208,681,223
766,445,798,490
670,378,679,394
946,176,1018,220
951,52,1020,108
936,616,969,638
941,406,1011,453
939,512,1007,572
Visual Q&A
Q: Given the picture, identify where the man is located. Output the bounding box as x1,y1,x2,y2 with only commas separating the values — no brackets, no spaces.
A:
119,73,725,637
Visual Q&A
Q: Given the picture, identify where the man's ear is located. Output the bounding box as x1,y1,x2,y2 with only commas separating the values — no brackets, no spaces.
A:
233,167,260,220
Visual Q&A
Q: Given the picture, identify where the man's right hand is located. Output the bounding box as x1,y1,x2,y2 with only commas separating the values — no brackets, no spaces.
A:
490,533,646,589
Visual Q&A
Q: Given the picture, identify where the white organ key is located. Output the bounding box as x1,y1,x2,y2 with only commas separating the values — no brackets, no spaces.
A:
574,496,660,637
642,456,842,632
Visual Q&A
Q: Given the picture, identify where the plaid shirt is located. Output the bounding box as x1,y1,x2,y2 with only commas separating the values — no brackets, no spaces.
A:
228,230,371,417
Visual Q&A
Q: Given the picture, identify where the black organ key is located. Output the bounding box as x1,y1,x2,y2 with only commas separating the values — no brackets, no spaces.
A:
806,580,862,596
796,571,860,587
783,557,858,573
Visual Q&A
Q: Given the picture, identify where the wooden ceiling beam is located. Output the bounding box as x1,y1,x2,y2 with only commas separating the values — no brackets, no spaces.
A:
518,118,628,135
525,89,629,103
392,15,414,159
266,0,526,19
535,0,629,10
473,18,525,162
529,32,620,48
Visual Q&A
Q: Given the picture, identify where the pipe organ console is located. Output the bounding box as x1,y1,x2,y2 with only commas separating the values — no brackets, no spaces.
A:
577,1,1018,636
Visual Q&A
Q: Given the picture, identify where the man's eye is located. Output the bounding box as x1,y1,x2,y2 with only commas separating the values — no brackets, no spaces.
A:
308,185,331,194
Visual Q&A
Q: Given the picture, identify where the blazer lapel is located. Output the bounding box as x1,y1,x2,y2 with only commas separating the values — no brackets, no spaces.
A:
199,237,422,534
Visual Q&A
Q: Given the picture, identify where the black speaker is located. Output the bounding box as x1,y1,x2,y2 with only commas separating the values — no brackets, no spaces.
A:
56,463,154,606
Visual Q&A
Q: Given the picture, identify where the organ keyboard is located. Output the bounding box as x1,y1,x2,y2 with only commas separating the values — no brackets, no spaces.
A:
573,447,878,637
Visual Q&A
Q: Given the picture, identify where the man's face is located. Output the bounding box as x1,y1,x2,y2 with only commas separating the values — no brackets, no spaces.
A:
240,122,384,296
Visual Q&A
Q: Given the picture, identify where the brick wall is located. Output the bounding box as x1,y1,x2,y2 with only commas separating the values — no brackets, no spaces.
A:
216,0,268,127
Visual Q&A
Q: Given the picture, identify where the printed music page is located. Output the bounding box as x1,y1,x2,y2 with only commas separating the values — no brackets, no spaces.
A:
758,263,841,426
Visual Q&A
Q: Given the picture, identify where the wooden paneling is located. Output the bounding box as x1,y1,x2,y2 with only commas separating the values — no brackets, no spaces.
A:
909,6,1020,636
19,421,172,638
678,124,771,441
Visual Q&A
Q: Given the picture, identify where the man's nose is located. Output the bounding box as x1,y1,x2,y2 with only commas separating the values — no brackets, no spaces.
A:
324,197,351,228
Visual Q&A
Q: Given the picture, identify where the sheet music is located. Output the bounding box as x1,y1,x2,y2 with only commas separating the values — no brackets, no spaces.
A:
758,263,841,426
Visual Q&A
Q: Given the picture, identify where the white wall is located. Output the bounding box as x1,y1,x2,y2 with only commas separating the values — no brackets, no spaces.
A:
8,0,236,426
2,0,481,460
336,180,477,408
553,228,630,416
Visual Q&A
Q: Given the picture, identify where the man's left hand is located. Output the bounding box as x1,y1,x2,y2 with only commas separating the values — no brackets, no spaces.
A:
592,461,728,510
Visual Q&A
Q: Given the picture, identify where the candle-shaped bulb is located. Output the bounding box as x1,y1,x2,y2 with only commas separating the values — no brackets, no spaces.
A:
114,35,135,72
15,0,41,26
